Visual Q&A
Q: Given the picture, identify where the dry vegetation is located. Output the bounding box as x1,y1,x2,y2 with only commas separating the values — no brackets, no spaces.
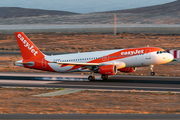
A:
0,32,180,52
0,88,179,114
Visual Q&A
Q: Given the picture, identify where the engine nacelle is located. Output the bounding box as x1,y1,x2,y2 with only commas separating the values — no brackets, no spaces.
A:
99,65,117,75
119,67,136,73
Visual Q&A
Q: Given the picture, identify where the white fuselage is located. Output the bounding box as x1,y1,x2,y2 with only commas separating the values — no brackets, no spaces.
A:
42,49,173,73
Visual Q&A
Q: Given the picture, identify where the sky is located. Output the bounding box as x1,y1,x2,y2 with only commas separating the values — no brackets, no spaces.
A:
0,0,176,13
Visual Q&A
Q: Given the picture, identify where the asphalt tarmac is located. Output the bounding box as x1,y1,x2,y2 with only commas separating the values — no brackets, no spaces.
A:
0,72,180,92
1,24,180,34
1,114,180,120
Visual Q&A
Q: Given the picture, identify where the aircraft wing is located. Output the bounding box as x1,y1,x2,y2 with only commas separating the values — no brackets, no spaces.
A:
50,61,126,69
49,61,100,66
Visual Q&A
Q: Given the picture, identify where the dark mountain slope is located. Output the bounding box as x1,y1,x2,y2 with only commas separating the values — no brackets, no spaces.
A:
0,7,78,18
106,0,180,14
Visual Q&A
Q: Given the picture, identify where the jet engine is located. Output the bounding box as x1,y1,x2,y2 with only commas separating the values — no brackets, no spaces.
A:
99,65,117,75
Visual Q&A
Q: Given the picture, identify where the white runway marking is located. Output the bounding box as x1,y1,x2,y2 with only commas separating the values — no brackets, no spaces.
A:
32,90,83,97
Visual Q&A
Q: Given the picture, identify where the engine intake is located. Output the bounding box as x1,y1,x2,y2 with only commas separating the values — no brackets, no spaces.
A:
99,65,117,75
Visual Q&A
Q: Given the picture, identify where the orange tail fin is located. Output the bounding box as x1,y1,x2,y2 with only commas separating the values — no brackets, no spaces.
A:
15,32,44,60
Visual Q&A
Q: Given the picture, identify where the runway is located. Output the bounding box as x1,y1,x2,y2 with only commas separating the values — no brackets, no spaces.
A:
0,72,180,92
1,24,180,34
1,114,180,120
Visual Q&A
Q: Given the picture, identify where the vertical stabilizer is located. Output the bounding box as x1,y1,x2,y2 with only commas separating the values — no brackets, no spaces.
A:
15,32,44,60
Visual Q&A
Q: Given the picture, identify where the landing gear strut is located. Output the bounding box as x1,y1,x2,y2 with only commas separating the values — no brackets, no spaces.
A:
149,65,155,76
88,72,95,81
101,75,108,80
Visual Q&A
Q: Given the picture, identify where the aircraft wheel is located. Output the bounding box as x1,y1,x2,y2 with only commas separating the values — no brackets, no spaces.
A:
101,75,108,80
151,72,155,76
88,76,95,81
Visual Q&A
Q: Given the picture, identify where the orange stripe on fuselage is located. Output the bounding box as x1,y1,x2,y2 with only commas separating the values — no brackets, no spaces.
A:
61,64,71,67
88,47,163,63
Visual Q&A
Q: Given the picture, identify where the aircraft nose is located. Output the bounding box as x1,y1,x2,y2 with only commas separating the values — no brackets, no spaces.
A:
168,53,174,62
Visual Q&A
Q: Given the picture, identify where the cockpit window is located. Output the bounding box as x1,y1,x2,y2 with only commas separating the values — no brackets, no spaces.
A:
157,51,167,54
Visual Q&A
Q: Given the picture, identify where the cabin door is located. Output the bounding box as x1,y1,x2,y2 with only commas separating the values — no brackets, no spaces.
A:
145,49,151,59
42,58,47,68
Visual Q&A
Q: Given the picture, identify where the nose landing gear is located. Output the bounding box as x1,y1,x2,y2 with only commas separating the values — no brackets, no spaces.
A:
149,65,155,76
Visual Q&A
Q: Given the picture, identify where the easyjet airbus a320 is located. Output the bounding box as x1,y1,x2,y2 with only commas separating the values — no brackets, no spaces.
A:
14,32,174,81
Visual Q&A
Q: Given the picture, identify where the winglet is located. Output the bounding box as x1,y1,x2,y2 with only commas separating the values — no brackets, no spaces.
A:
15,32,44,60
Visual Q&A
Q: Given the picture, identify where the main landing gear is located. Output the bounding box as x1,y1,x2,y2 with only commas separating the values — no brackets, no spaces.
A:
88,72,109,81
101,75,108,80
88,72,95,81
149,65,155,76
88,75,95,81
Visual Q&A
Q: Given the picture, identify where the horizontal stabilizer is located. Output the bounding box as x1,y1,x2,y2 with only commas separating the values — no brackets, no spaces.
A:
14,62,34,66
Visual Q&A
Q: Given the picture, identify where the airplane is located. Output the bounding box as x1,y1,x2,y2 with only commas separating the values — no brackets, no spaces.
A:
14,32,174,81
